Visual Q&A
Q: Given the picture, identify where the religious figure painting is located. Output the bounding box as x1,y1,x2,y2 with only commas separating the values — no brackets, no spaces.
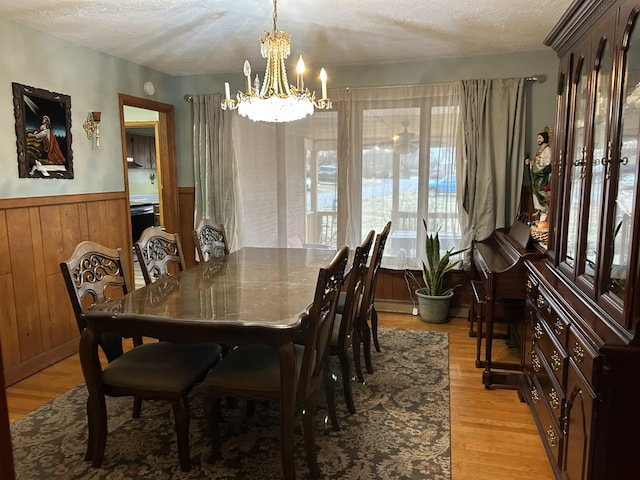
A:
12,82,74,179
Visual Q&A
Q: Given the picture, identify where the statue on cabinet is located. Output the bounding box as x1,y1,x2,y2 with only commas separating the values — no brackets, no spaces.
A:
526,126,553,226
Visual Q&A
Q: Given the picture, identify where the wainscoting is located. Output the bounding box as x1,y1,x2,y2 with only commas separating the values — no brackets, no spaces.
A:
0,192,132,385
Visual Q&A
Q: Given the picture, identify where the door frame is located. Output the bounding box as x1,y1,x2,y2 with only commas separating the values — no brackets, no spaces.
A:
119,93,180,260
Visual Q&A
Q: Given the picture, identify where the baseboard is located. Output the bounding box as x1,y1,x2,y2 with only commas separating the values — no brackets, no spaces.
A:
374,299,469,319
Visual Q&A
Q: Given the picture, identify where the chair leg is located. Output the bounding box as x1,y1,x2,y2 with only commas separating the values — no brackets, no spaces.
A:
324,370,340,431
352,324,365,383
172,396,192,472
301,398,321,479
338,350,356,414
371,306,381,353
132,396,142,418
361,315,374,374
204,393,222,462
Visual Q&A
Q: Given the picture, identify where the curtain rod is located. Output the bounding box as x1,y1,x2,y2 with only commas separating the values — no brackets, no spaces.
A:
184,74,546,101
525,74,547,83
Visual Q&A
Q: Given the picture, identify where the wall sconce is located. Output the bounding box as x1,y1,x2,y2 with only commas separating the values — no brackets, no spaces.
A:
82,111,101,148
149,172,156,184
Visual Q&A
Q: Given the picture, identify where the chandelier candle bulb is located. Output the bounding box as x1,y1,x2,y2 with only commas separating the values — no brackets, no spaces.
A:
296,55,305,90
320,68,328,100
224,82,231,100
243,60,252,93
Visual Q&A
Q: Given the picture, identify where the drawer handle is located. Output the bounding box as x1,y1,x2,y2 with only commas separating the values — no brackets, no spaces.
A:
526,279,533,293
533,322,543,341
537,294,546,309
531,387,540,404
546,426,558,447
547,304,552,314
531,352,541,372
549,388,560,410
551,351,562,371
572,343,585,363
553,319,564,336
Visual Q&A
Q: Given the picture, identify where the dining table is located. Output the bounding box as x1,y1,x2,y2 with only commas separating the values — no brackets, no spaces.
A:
82,246,339,479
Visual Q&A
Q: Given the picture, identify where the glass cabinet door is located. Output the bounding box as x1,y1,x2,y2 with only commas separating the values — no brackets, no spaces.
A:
563,56,588,272
583,38,612,283
602,9,640,318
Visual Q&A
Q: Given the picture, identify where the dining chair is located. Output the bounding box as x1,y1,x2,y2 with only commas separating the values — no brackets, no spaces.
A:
134,226,186,285
202,245,349,479
330,229,375,414
60,240,222,471
355,221,391,378
192,217,229,262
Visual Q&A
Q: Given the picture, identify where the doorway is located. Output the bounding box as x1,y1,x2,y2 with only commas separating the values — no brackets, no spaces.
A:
119,94,180,285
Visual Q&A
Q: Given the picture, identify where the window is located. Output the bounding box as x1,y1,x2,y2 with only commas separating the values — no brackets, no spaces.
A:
233,83,463,266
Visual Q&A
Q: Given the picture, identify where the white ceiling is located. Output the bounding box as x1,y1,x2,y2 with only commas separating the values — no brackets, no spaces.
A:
0,0,572,76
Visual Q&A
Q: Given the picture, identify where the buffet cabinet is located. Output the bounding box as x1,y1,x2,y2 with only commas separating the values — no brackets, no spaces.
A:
522,0,640,478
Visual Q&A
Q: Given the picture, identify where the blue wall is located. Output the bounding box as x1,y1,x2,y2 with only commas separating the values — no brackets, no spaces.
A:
0,17,559,199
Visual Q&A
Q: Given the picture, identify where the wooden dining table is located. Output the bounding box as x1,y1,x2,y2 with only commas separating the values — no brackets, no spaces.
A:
83,246,339,479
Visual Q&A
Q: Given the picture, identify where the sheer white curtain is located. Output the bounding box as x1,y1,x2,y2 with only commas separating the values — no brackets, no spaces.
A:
339,84,464,268
219,83,465,269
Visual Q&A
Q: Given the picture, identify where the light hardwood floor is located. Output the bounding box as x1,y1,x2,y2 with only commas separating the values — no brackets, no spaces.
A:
6,311,554,480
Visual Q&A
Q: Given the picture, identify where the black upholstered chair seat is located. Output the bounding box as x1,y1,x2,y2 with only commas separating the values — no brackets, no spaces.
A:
203,344,304,394
103,342,221,392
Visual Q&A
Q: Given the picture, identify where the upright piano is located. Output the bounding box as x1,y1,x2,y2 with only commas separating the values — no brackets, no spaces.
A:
470,220,546,388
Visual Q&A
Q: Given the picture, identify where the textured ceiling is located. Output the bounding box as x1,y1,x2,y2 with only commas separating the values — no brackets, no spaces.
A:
0,0,572,76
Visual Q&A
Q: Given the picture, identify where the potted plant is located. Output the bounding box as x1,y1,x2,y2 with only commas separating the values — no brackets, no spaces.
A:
415,220,467,323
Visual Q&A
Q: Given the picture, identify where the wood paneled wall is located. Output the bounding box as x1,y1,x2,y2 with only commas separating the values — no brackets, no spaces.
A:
0,192,131,385
375,268,471,308
0,186,471,386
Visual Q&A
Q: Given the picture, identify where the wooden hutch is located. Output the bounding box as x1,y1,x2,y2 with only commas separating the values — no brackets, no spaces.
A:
523,0,640,478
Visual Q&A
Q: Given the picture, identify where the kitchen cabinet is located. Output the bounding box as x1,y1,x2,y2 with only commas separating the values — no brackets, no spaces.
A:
126,132,156,169
523,1,640,478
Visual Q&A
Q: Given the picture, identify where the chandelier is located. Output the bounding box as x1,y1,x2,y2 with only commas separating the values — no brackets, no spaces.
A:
221,0,332,122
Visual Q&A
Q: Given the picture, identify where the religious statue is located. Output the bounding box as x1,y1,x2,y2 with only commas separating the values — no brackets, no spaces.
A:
526,126,553,226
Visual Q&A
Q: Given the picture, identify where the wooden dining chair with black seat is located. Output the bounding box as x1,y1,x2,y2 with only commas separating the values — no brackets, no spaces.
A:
330,229,375,414
60,240,222,471
202,245,349,479
134,226,186,285
355,221,391,379
192,217,229,262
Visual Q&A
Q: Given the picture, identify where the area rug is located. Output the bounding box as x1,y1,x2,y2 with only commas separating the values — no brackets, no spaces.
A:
11,328,450,479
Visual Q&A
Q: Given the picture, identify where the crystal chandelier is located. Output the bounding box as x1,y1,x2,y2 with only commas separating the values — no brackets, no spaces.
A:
221,0,332,122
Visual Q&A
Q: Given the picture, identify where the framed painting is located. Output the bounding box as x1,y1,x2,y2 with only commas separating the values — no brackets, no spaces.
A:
12,82,74,179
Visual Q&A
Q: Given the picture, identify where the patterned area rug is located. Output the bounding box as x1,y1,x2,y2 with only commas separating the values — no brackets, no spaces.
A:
11,328,450,479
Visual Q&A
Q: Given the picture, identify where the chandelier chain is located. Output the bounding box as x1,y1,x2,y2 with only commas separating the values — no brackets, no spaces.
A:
272,0,278,34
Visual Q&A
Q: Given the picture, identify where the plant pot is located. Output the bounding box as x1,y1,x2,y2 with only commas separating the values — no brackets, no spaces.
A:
415,288,453,324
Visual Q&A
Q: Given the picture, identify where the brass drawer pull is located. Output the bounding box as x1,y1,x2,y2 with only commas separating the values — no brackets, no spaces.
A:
549,388,560,410
531,387,540,404
546,426,558,447
531,352,541,372
551,351,561,371
553,319,564,336
537,294,546,309
526,279,533,293
572,343,585,363
533,322,543,341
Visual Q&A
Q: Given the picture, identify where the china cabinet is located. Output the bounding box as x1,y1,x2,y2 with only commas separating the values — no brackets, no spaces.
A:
523,0,640,478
